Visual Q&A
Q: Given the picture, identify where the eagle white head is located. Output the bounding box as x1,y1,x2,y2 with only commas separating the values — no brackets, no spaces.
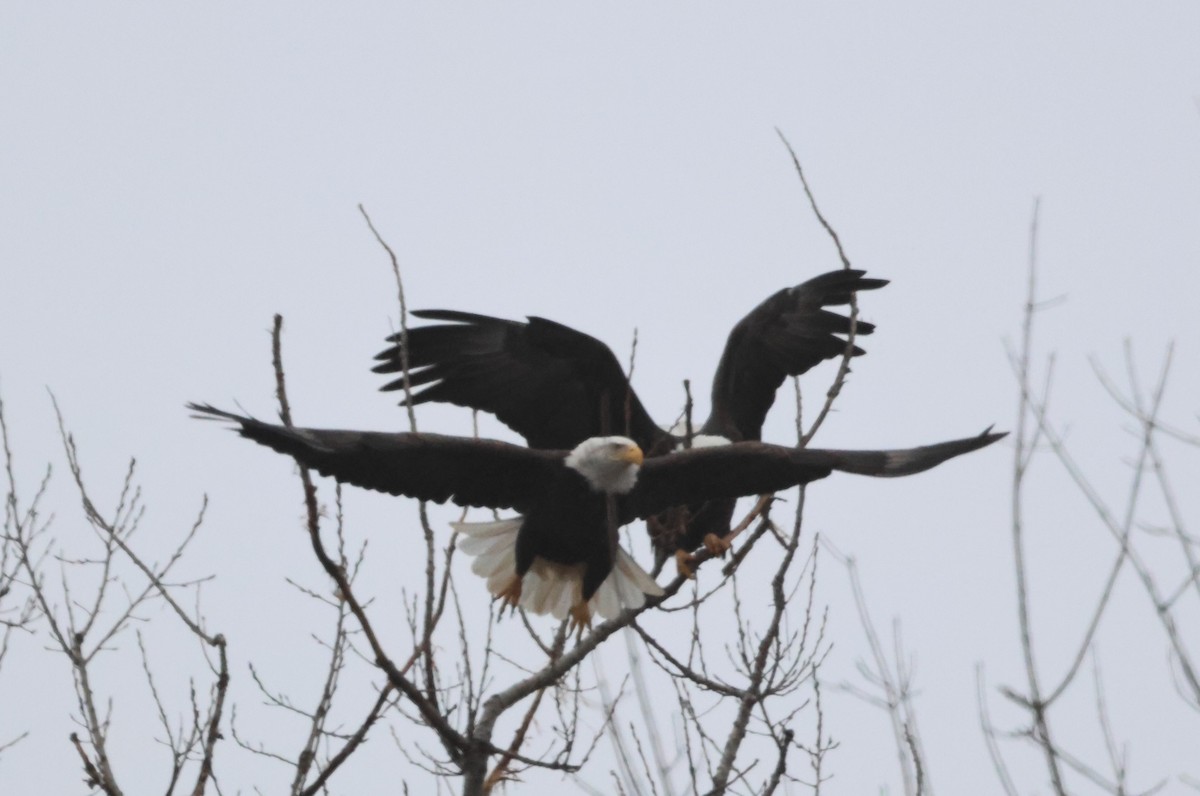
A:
564,436,644,494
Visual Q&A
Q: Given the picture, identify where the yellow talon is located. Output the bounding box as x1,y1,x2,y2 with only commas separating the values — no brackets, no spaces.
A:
569,603,593,638
497,576,522,612
703,533,732,557
674,548,697,579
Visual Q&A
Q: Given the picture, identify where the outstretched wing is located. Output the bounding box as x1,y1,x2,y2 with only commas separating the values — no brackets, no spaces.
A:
189,403,565,512
623,428,1005,521
373,310,670,453
702,269,888,441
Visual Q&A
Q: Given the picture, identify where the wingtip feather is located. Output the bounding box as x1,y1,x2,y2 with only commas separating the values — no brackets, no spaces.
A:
187,402,245,423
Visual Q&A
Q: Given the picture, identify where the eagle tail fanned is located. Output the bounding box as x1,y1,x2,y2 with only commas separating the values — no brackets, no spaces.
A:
453,518,662,621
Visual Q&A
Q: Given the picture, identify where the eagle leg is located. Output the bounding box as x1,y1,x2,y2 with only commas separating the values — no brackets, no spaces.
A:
674,548,698,580
497,576,522,613
674,533,735,579
703,532,732,557
568,602,592,638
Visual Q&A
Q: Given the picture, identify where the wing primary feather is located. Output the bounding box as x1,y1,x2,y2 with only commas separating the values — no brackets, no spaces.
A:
188,403,560,511
703,269,889,442
372,310,671,451
825,427,1006,477
625,429,1006,520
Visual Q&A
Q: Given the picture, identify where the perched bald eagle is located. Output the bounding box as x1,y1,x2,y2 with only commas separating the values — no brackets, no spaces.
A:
190,403,1003,625
372,269,889,572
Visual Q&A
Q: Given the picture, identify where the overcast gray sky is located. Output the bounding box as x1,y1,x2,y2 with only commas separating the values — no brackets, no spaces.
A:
2,3,1198,793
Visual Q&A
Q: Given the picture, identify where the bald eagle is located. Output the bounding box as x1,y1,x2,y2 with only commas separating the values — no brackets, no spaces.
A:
190,403,1003,625
372,269,890,572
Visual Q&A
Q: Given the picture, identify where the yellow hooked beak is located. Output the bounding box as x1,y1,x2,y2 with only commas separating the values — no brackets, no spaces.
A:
618,443,644,466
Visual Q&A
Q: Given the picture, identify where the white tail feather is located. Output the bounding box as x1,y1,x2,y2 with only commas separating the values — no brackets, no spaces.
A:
453,518,521,595
452,517,662,621
614,549,665,597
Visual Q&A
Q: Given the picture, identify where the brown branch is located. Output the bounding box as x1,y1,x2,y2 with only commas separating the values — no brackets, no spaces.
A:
298,683,396,796
616,619,673,792
624,328,639,440
359,206,452,726
71,732,113,795
1009,324,1200,710
1008,197,1068,794
1095,346,1200,606
4,408,119,792
464,569,703,793
136,631,194,794
50,395,230,794
797,670,834,793
774,131,863,447
190,639,228,796
824,534,929,794
1091,343,1200,447
482,625,568,792
761,727,794,796
359,203,418,433
902,722,925,796
708,488,808,794
719,495,777,576
631,623,744,698
682,379,694,446
975,665,1019,796
269,314,469,764
292,541,352,794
